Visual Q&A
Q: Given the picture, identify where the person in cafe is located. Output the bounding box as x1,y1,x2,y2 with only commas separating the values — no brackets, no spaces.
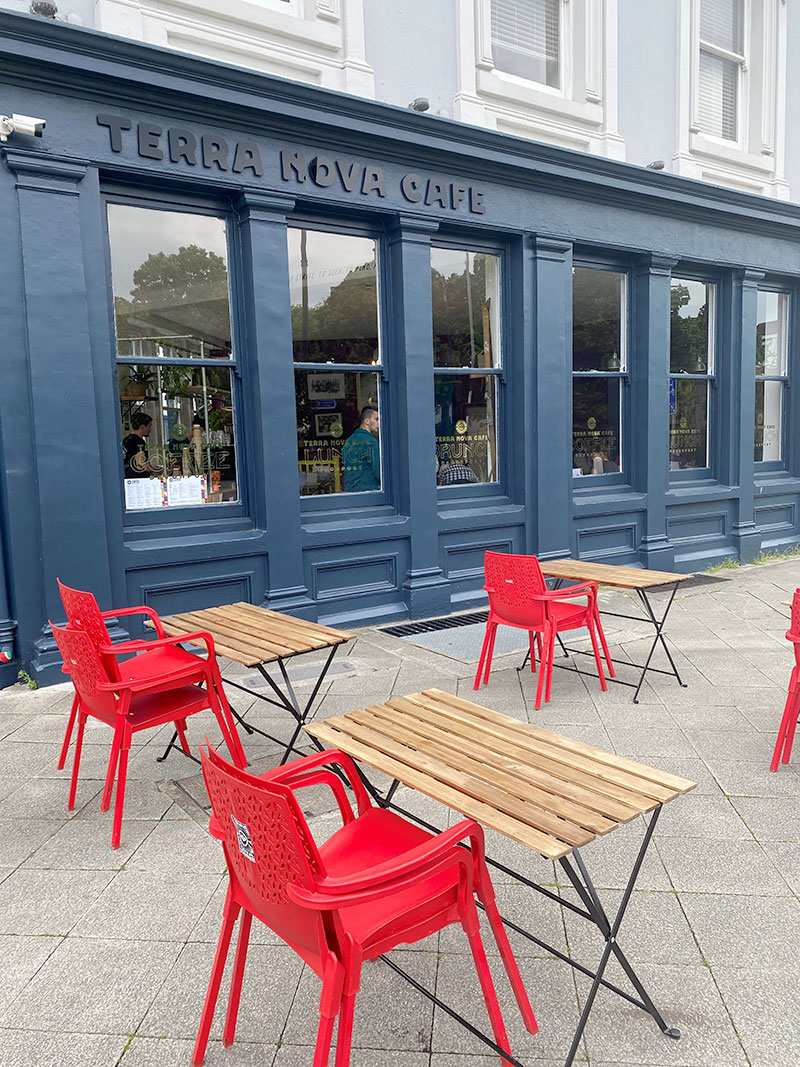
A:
122,412,155,477
589,449,619,474
437,458,478,485
342,405,380,492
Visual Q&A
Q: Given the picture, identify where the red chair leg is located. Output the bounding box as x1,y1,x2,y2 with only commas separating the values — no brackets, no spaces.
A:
210,676,247,768
478,884,538,1034
68,712,87,811
594,607,615,679
110,728,132,850
313,1010,336,1067
333,992,357,1067
58,694,79,770
101,722,123,812
175,719,192,756
780,686,800,766
462,904,512,1061
483,623,499,686
193,891,241,1067
528,631,537,673
535,627,552,710
587,618,608,692
544,629,556,704
223,909,252,1047
475,622,494,690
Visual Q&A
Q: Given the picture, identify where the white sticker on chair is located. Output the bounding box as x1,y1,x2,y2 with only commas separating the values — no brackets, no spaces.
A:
231,815,255,863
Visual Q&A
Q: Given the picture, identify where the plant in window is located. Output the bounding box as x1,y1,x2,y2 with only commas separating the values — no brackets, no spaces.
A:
126,367,156,398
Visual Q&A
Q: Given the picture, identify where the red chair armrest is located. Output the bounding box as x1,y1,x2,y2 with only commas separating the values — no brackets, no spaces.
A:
101,605,166,638
266,749,372,816
98,629,215,660
530,582,597,603
290,818,483,908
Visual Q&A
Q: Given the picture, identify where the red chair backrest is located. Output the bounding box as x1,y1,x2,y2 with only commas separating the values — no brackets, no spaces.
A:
57,580,122,682
789,589,800,666
200,748,330,961
51,622,118,722
484,551,547,627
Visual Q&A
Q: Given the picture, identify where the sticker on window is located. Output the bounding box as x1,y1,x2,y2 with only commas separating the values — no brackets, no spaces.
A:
231,815,255,863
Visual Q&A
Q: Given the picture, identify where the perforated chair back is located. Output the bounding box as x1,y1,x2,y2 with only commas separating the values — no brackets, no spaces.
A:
51,622,117,723
484,551,547,627
57,579,121,681
200,747,328,961
789,589,800,668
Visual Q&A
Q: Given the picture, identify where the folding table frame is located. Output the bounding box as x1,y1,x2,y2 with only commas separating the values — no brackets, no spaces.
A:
519,561,693,704
306,688,695,1067
147,602,354,767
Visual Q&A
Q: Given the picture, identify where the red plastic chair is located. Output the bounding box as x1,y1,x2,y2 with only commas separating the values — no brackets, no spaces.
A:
475,551,615,709
56,580,246,769
51,622,244,849
771,589,800,772
194,746,538,1067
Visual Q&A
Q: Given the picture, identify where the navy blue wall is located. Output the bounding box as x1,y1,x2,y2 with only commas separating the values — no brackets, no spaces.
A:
1,11,799,686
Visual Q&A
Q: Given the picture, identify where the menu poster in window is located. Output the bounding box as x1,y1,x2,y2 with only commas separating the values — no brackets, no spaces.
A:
124,478,164,510
166,476,206,507
307,373,345,401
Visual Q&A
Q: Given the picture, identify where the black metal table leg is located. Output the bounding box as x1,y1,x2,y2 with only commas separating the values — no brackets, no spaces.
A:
631,584,687,702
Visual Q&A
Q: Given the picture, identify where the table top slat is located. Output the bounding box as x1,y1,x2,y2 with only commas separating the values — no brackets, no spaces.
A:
233,603,355,642
156,620,264,666
540,559,693,590
164,618,298,657
427,690,696,796
405,692,675,804
398,695,657,815
326,714,595,849
199,605,323,653
353,705,618,836
305,720,571,859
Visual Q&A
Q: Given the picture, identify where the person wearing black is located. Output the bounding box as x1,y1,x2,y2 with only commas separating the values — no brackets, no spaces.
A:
122,412,154,477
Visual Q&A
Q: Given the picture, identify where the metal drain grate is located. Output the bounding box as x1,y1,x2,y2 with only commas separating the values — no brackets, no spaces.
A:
380,610,489,637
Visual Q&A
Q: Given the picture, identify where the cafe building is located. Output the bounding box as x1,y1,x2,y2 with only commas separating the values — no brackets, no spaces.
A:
1,10,799,685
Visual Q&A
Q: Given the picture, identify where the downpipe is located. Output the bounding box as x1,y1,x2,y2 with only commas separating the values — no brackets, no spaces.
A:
0,518,16,665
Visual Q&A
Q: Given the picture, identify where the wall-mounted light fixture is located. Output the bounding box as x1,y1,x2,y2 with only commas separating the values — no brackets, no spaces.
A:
408,98,431,112
0,114,47,142
646,160,666,170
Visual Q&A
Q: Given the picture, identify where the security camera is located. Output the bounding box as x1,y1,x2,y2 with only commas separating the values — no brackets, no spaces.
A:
0,114,46,141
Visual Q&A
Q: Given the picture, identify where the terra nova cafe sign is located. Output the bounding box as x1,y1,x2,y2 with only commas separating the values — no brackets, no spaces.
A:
97,114,486,215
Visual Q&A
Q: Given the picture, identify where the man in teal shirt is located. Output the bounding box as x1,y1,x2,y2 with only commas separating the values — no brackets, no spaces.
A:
342,405,380,492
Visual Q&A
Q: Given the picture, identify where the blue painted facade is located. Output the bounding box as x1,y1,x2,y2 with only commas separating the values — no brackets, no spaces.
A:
0,11,799,688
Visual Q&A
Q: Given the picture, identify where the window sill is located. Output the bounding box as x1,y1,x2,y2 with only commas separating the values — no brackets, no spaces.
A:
476,69,603,126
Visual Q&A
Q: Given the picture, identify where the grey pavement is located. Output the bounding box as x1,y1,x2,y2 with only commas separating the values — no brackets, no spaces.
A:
0,558,798,1066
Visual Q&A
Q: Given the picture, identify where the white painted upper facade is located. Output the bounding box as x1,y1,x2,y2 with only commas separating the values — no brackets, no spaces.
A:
4,0,798,200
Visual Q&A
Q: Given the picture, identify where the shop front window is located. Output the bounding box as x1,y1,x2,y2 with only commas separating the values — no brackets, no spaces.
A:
107,204,239,511
669,278,714,471
755,290,789,463
432,248,501,486
572,267,626,478
289,229,383,496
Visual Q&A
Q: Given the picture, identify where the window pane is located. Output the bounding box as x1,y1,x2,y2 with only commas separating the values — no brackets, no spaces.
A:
288,229,379,365
432,250,501,369
700,0,742,53
755,380,783,462
295,370,380,495
435,375,497,484
572,268,625,372
118,364,238,508
572,378,622,476
698,50,738,140
491,0,559,87
108,205,232,360
670,279,711,373
757,291,788,376
669,378,709,469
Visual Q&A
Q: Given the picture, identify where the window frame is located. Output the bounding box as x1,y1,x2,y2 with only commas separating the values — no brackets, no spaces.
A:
489,0,565,96
697,0,748,147
755,285,791,471
288,216,391,514
431,238,507,498
103,189,247,528
668,273,718,481
570,260,630,490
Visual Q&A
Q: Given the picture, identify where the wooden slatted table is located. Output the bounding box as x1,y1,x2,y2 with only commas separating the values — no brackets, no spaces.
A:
306,687,695,1067
149,602,354,765
538,560,695,703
